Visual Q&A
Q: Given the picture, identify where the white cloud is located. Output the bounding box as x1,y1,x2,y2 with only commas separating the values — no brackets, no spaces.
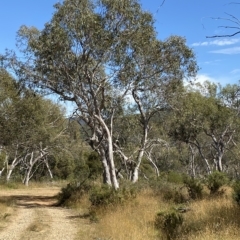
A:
194,74,236,86
184,74,217,87
192,38,240,47
202,59,221,65
230,69,240,75
210,47,240,54
195,74,218,84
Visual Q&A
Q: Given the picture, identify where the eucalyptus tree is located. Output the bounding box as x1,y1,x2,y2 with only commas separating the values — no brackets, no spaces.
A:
6,96,66,185
3,0,197,188
20,98,67,186
0,69,23,178
170,82,240,175
0,69,67,184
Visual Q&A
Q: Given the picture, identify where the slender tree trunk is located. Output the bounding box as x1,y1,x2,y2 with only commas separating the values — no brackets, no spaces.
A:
132,121,148,183
216,153,223,172
99,148,111,185
191,157,196,178
193,142,212,175
0,168,5,177
95,114,119,190
204,158,212,175
107,135,119,189
24,166,32,186
44,159,53,179
0,154,8,178
6,148,21,182
6,167,14,182
189,145,196,178
132,148,145,183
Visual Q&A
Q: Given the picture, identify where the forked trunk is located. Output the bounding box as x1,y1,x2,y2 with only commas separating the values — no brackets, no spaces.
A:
95,115,119,190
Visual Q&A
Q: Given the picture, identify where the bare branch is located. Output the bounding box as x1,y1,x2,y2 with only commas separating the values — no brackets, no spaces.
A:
207,31,240,38
206,4,240,38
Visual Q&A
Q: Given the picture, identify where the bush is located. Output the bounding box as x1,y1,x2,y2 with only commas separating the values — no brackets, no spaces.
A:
89,185,137,209
155,210,184,240
206,171,229,195
57,180,92,206
163,188,188,204
233,181,240,205
167,171,184,184
184,177,203,200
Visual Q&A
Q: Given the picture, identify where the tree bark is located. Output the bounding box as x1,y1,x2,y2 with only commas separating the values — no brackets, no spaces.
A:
216,153,223,172
0,168,4,177
23,165,33,186
94,114,119,190
99,148,111,186
44,159,53,179
132,148,145,183
6,167,14,182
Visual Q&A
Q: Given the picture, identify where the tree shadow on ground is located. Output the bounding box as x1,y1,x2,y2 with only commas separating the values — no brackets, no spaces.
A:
0,195,58,208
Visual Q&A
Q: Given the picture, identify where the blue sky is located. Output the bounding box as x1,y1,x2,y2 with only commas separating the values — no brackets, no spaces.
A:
1,0,240,86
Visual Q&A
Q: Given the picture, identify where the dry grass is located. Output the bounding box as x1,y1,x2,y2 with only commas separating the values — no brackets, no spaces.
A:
0,200,15,232
0,180,68,191
74,186,240,240
88,189,161,240
2,181,239,239
180,189,240,240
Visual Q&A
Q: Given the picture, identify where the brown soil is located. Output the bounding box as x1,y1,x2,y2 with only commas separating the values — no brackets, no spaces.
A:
0,187,80,240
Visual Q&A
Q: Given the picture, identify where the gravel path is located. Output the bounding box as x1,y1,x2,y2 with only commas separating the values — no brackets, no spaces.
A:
0,188,79,240
0,207,35,240
46,207,78,240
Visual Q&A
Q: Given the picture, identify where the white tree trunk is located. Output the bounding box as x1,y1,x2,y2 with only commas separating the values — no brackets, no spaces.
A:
6,148,22,182
44,159,53,179
189,144,196,178
6,167,14,182
107,134,119,190
132,148,144,183
216,153,223,172
99,148,111,186
24,166,32,186
132,121,148,183
95,114,119,190
0,167,5,177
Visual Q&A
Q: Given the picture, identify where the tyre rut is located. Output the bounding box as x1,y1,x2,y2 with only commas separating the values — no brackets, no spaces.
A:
0,188,79,240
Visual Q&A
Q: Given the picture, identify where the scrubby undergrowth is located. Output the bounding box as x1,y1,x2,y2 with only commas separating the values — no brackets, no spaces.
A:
56,174,240,240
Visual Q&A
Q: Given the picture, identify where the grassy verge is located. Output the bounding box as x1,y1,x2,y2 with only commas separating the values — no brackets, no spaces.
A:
0,198,15,232
68,184,240,240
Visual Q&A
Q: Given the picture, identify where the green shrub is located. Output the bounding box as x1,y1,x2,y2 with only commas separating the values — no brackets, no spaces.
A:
89,185,137,209
163,188,188,204
167,171,184,184
206,171,229,195
184,177,203,200
233,181,240,205
155,210,184,240
57,180,92,206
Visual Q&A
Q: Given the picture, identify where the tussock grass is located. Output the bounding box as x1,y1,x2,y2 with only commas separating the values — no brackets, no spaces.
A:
89,189,161,240
74,185,240,240
0,201,14,231
180,192,240,239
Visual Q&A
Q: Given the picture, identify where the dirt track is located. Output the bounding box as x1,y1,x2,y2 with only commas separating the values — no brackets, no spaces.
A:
0,187,79,240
